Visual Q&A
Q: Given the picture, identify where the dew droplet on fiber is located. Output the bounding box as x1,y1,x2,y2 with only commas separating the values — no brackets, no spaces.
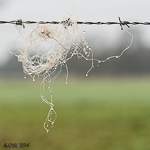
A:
84,42,87,46
46,129,49,133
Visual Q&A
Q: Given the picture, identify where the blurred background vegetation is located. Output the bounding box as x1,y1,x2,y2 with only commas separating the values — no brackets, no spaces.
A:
0,29,150,150
1,29,150,77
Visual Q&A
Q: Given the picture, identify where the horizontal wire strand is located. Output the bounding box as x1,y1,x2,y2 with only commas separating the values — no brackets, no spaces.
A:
1,21,150,25
1,17,150,30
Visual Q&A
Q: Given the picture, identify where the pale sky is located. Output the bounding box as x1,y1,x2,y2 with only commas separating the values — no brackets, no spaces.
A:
0,0,150,65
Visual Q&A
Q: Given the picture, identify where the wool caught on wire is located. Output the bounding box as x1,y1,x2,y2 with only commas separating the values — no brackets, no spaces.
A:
9,15,133,133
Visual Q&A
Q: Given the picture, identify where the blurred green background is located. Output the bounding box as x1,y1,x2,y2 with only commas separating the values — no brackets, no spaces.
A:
1,27,150,150
1,77,150,150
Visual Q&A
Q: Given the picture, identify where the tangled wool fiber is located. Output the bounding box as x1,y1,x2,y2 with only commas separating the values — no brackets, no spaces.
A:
10,15,133,133
14,16,92,79
10,16,93,132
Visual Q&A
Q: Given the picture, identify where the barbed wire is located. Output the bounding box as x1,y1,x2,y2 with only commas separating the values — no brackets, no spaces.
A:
0,17,150,30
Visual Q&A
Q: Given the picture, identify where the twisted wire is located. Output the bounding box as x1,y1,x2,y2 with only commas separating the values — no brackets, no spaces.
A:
1,17,150,30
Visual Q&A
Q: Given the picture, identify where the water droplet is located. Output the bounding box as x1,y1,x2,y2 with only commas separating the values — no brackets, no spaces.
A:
24,76,26,79
86,74,88,77
48,86,50,89
33,78,35,81
66,82,68,84
46,129,49,133
116,56,119,59
98,61,101,63
85,52,88,55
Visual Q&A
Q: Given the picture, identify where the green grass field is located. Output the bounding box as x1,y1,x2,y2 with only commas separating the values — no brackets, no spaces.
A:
0,77,150,150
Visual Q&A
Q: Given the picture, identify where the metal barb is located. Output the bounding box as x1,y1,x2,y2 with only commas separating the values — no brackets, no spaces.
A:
62,18,73,27
118,17,130,30
16,19,25,28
